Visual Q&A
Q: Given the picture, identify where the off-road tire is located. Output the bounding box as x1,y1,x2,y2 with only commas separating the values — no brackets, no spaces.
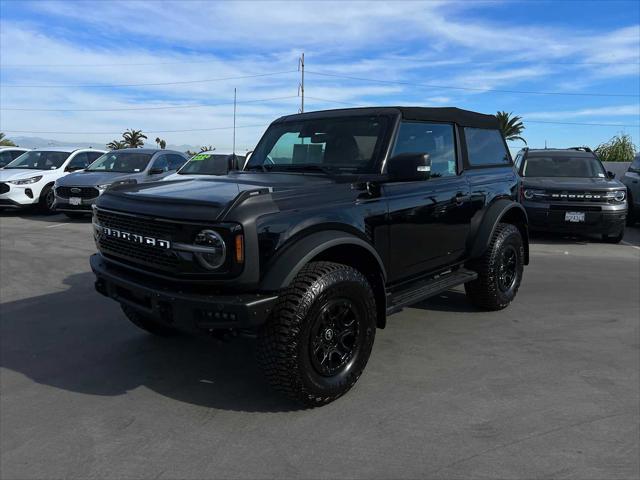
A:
257,261,377,407
121,304,179,337
602,230,624,244
465,223,524,311
38,184,55,214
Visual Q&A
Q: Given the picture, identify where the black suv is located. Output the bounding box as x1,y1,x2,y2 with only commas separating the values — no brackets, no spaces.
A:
91,107,529,406
515,147,627,243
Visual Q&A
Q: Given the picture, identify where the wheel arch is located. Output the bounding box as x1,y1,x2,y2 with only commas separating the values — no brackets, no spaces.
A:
468,199,529,265
260,230,388,328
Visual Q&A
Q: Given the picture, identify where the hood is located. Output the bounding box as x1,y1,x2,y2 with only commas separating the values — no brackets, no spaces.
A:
0,168,55,181
522,176,625,191
96,171,339,221
56,170,139,187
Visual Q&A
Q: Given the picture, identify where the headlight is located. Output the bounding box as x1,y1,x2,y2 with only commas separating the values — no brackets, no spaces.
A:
193,229,226,270
8,175,43,185
614,190,626,202
96,184,111,191
523,189,544,200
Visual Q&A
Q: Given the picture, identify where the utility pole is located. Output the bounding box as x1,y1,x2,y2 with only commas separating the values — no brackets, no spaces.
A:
298,52,305,113
233,87,237,155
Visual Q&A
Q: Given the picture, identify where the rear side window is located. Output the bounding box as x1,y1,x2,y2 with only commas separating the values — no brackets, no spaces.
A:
66,152,90,170
629,156,640,173
167,154,187,170
465,128,510,166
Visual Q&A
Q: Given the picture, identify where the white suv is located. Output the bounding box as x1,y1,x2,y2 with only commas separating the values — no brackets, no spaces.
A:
0,147,106,213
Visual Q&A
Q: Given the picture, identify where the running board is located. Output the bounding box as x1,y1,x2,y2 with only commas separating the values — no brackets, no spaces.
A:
386,268,478,315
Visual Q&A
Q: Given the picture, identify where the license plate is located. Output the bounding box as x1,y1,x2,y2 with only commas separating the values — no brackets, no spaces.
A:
565,211,585,223
69,197,82,206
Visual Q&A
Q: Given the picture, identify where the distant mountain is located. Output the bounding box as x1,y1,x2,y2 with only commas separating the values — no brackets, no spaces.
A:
10,136,198,153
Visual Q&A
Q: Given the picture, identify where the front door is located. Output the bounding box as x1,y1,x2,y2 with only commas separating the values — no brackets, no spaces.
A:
383,121,473,282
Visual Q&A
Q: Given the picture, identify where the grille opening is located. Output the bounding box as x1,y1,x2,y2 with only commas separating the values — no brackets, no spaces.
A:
57,186,100,199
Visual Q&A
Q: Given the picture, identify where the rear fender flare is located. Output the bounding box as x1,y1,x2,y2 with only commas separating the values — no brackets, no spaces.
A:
468,199,529,265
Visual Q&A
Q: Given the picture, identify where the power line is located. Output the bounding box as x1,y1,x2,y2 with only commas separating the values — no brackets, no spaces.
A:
2,123,270,135
0,70,298,88
3,59,638,68
305,70,640,98
527,120,640,127
1,95,298,112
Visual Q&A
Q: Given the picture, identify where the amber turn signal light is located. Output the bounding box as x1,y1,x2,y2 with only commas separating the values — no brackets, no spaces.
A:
234,234,244,263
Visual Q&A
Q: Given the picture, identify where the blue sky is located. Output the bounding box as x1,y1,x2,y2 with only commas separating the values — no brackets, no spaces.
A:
1,0,638,152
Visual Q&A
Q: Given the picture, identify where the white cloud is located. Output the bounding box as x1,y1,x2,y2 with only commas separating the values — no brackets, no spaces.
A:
525,104,640,120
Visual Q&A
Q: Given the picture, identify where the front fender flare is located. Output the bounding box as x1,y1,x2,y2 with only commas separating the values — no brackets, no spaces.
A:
260,230,386,291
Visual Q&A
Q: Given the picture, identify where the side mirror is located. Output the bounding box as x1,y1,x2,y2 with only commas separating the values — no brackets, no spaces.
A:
149,167,165,175
607,171,616,179
386,153,431,182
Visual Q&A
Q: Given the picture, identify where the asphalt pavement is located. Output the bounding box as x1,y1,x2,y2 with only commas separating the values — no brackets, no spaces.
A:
1,211,638,479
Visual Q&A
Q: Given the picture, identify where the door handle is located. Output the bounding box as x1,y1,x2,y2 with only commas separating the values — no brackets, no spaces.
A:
455,193,471,204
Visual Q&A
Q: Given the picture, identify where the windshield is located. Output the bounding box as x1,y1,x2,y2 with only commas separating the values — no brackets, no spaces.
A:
179,153,242,175
246,115,390,174
4,151,71,170
86,152,152,173
522,156,607,178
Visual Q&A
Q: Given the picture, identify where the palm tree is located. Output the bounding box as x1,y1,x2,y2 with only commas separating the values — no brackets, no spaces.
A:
106,140,126,150
155,137,167,149
0,132,16,147
199,145,215,152
122,129,147,148
496,111,527,145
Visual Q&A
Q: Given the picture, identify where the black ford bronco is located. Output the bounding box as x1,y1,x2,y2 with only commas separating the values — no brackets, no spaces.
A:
91,107,529,406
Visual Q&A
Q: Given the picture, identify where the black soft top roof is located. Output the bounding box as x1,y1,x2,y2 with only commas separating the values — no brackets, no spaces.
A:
273,106,499,129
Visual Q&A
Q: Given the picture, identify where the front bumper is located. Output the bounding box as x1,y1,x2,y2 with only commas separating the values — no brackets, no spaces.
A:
0,182,40,208
524,201,626,234
91,254,278,333
54,194,97,212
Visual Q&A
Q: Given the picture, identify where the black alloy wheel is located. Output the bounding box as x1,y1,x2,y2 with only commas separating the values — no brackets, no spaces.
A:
309,298,360,377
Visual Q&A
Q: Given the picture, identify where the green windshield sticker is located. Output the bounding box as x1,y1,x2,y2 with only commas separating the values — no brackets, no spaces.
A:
190,154,210,162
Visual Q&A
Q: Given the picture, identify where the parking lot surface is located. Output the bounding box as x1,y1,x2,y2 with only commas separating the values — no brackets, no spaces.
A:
1,212,638,479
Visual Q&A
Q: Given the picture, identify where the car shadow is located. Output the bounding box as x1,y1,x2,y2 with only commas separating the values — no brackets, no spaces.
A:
411,289,480,313
0,272,298,413
0,209,91,223
530,226,640,247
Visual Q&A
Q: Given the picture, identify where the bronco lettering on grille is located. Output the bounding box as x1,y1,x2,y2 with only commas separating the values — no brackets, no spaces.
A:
102,226,171,249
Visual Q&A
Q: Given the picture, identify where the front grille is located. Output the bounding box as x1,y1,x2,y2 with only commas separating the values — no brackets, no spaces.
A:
531,190,619,204
95,208,205,274
0,183,9,194
100,236,180,269
96,209,180,238
56,186,99,199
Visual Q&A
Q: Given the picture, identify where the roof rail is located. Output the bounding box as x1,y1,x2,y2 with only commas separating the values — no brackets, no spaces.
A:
568,146,593,153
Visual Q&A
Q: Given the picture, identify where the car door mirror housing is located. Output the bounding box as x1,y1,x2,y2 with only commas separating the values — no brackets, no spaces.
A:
386,153,431,182
149,167,165,175
607,171,616,179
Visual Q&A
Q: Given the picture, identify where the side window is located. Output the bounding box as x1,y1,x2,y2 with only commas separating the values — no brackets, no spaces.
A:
464,128,510,166
167,154,186,171
514,153,523,172
0,151,12,167
629,156,640,173
392,122,457,178
66,152,89,170
152,155,169,172
86,152,103,164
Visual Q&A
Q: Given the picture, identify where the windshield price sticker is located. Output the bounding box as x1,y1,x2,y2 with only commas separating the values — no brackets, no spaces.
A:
191,154,211,162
